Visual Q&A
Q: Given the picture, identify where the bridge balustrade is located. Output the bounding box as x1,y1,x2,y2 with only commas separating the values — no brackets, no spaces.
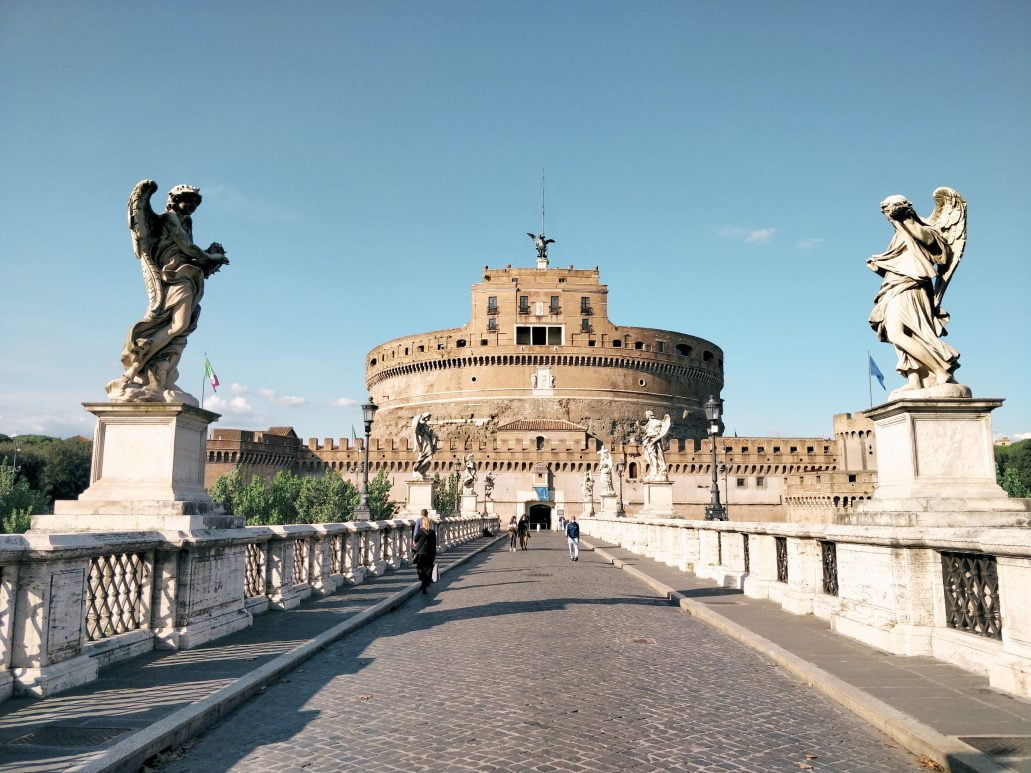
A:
577,515,1031,700
0,514,499,701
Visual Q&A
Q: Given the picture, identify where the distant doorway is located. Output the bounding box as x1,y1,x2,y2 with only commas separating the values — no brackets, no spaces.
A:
528,504,552,531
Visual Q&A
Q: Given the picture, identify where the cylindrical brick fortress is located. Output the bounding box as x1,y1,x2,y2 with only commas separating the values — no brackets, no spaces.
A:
365,265,723,445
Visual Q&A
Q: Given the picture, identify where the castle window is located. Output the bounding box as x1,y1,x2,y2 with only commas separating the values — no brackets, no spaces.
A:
404,347,409,355
756,476,766,488
370,358,377,366
516,325,563,345
757,446,765,453
588,340,596,347
581,318,590,332
676,343,692,356
807,446,814,453
417,345,425,353
456,339,467,348
628,462,638,479
612,340,621,348
790,446,798,453
487,296,498,313
550,296,559,313
703,351,713,362
487,318,497,331
634,341,644,350
536,436,545,450
480,339,488,345
471,376,478,383
437,343,445,350
638,378,646,386
656,341,665,353
848,474,857,483
519,296,529,313
773,446,780,453
741,446,749,453
580,296,591,314
736,478,746,488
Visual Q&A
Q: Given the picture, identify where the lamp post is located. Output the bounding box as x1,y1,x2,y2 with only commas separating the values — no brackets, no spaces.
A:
704,395,727,521
615,460,626,517
353,396,378,521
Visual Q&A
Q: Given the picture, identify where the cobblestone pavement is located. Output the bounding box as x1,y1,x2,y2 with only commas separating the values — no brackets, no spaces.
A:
160,536,925,772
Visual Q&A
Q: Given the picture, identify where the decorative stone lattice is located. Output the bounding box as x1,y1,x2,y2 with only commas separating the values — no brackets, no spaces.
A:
941,551,1002,640
292,539,309,585
244,543,266,599
85,552,148,641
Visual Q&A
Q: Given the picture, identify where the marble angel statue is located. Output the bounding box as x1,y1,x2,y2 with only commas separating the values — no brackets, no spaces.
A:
462,453,477,491
597,444,616,497
107,180,229,404
412,413,436,479
867,187,968,397
641,411,672,481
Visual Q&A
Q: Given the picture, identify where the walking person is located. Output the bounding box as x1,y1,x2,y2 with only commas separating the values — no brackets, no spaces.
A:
517,513,530,551
412,512,437,594
506,516,518,552
565,515,580,561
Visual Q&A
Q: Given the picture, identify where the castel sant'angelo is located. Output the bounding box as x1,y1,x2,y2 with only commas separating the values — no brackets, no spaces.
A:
206,239,877,525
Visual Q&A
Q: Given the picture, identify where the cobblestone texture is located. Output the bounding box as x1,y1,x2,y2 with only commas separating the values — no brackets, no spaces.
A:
160,536,924,772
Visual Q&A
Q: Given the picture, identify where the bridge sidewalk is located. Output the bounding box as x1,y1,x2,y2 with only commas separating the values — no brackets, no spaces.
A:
0,534,501,773
582,537,1031,773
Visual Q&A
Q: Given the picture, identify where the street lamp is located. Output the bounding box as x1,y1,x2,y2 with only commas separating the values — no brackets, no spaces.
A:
354,396,378,521
615,459,626,517
704,395,727,521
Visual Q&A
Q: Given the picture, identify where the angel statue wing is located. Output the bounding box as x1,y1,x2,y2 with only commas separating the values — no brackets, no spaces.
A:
127,179,164,317
659,413,672,441
926,187,967,313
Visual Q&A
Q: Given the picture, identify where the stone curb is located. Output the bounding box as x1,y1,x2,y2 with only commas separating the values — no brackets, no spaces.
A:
67,534,505,773
584,539,1008,773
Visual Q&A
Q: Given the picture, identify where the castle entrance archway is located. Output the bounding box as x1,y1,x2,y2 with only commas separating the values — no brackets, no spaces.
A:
528,504,552,531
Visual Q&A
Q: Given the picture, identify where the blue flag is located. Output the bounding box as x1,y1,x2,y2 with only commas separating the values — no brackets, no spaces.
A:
534,486,550,501
869,354,886,390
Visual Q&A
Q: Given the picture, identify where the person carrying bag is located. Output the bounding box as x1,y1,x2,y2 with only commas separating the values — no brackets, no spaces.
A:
412,513,438,594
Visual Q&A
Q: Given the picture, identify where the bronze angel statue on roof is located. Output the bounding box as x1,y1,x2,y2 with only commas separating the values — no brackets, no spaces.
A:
867,187,968,398
527,231,555,260
106,180,229,404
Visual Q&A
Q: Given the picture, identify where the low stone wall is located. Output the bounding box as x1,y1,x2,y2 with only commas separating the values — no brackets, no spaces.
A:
0,515,498,700
579,516,1031,699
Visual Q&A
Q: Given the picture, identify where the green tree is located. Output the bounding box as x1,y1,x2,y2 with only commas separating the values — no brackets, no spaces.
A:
995,439,1031,498
296,471,359,523
234,475,273,524
431,472,460,518
209,468,244,514
0,462,48,533
368,468,398,520
40,439,92,501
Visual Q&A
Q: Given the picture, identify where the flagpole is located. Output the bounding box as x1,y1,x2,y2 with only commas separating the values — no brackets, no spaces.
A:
867,350,872,409
202,352,207,410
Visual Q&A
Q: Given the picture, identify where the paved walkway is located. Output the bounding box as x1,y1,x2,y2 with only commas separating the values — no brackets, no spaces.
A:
156,535,930,772
0,537,496,772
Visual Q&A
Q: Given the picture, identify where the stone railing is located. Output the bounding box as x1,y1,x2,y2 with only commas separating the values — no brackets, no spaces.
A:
579,515,1031,699
0,515,498,700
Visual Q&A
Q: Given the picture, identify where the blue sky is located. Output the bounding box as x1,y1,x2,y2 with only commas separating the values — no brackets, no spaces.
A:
2,1,1029,442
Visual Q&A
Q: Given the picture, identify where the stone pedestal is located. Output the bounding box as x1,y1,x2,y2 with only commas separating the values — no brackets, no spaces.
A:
403,479,439,520
484,500,496,516
599,493,620,516
846,398,1031,527
640,480,674,517
460,493,478,517
36,402,242,532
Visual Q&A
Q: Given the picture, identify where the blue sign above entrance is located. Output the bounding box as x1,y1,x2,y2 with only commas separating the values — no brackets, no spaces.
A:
534,486,550,501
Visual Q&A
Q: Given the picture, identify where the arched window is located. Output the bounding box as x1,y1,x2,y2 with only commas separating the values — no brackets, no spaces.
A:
536,436,545,451
628,462,638,479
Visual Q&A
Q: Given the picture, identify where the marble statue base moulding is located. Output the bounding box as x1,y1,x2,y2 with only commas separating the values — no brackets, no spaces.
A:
640,480,674,518
842,397,1031,528
402,478,440,521
460,493,478,517
33,402,243,533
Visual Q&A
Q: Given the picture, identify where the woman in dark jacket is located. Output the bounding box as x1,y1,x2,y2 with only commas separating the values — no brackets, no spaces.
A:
412,514,437,594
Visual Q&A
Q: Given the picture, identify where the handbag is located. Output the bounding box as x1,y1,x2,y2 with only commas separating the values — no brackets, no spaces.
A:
431,564,439,583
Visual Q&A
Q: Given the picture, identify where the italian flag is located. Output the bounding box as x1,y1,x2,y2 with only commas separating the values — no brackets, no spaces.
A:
204,356,220,391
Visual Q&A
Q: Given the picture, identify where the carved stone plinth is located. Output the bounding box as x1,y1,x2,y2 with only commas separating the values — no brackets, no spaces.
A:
403,479,439,520
460,493,478,517
36,402,242,532
599,493,620,517
845,398,1031,527
641,480,674,517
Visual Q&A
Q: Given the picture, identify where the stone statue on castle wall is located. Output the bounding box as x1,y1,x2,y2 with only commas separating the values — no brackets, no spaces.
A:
641,411,672,481
582,470,594,500
412,413,436,479
527,231,555,260
484,471,495,500
867,187,969,399
462,453,477,491
107,180,230,404
597,445,616,496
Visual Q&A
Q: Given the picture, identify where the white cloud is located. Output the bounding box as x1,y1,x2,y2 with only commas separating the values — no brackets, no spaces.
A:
230,383,248,395
278,395,306,406
334,398,359,407
1013,432,1031,441
797,238,823,250
253,387,307,406
719,226,776,244
256,388,275,398
0,409,92,438
204,395,253,415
